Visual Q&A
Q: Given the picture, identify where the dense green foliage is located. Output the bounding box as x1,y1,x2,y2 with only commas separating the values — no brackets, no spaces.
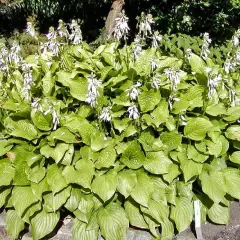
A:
1,0,239,42
0,18,240,239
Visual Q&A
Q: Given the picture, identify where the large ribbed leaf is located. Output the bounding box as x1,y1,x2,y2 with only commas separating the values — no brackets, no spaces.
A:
98,203,129,240
31,210,60,240
170,197,193,232
184,117,213,140
6,209,25,240
72,218,99,240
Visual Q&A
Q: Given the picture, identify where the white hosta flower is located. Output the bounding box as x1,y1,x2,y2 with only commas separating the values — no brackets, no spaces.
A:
126,82,141,100
232,29,240,47
31,98,43,113
21,63,34,101
113,10,130,41
185,48,192,60
57,19,69,39
8,42,22,66
180,114,187,126
164,69,181,92
152,31,162,48
205,67,212,74
52,109,59,130
201,33,211,60
127,105,139,119
207,70,222,100
26,22,38,39
0,46,8,72
151,76,160,89
224,60,235,74
151,58,159,72
168,95,180,110
86,73,102,107
138,13,154,38
69,20,82,45
99,107,112,122
133,35,142,59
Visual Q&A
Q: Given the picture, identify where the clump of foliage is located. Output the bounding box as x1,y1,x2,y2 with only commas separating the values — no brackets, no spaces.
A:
0,16,240,240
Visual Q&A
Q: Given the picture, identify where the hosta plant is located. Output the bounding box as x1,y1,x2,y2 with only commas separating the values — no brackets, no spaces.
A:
0,19,240,240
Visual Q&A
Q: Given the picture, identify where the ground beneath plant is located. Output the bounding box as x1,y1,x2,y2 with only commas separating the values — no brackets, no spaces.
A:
0,201,240,240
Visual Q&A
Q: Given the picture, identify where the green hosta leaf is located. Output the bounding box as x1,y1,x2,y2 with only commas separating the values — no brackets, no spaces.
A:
40,143,69,163
143,213,159,237
91,132,111,152
161,218,175,240
101,66,113,80
42,71,55,96
184,117,213,141
138,89,161,112
98,202,129,240
130,171,154,207
28,167,46,184
31,210,60,240
223,168,240,199
117,170,137,198
65,187,82,212
12,186,39,216
92,170,118,202
0,161,15,186
113,118,131,133
0,186,11,208
47,164,68,194
160,132,182,152
31,177,50,200
170,197,193,232
208,203,229,225
6,209,25,240
144,151,172,175
102,52,115,66
206,140,222,157
61,144,75,165
95,146,116,169
58,77,88,101
134,49,154,75
124,199,148,229
225,125,240,141
31,110,52,131
189,53,206,74
44,186,71,212
9,120,38,141
0,140,13,157
120,141,145,169
72,218,99,240
199,171,226,203
138,131,162,152
47,127,78,144
229,151,240,164
180,157,203,182
206,103,226,116
187,145,208,163
224,106,240,122
163,164,181,183
13,161,30,185
22,202,42,224
141,199,169,224
63,164,94,189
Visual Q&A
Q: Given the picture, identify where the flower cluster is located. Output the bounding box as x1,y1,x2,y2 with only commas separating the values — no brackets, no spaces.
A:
69,20,83,45
86,73,102,107
57,19,69,39
164,68,181,92
26,22,38,40
152,31,162,48
21,63,34,101
99,107,112,122
113,10,130,41
201,33,211,60
132,35,142,59
205,67,222,101
138,13,154,39
126,82,141,120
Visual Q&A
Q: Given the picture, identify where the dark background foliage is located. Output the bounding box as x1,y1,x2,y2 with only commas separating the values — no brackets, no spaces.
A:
0,0,240,42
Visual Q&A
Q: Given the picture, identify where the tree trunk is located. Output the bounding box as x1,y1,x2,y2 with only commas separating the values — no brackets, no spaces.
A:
105,0,125,40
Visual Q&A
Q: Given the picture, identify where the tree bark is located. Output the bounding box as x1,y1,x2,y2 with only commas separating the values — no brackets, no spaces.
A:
105,0,125,40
